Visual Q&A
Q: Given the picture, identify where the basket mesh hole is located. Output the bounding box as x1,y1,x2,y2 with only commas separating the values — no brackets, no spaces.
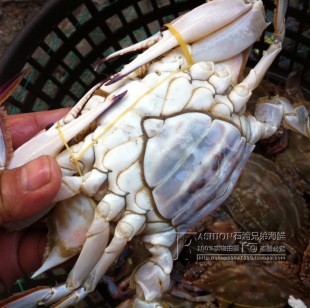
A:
3,101,21,115
289,0,304,9
133,27,148,42
148,20,161,34
163,15,175,24
81,69,95,85
302,23,310,38
297,43,309,59
89,26,106,44
52,268,67,276
61,95,76,108
44,31,63,52
52,65,69,84
278,56,290,70
266,9,274,23
32,47,51,66
103,46,116,58
96,0,113,11
264,31,274,44
138,0,153,14
76,38,93,56
63,51,81,69
12,84,28,104
33,99,49,112
70,82,85,98
58,18,76,37
286,16,300,32
73,4,92,25
157,0,170,8
119,35,134,49
27,68,41,84
122,5,138,23
250,48,260,61
32,272,48,279
283,37,295,52
42,80,59,98
106,15,123,32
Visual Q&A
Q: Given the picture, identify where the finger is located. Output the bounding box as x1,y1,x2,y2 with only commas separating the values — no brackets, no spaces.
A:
0,229,44,292
0,229,47,293
8,108,70,149
0,228,76,292
0,155,62,225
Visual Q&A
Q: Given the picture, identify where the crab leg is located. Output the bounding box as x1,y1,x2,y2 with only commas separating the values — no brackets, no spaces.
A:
233,96,310,145
100,0,253,84
7,89,127,169
0,67,32,170
228,0,288,113
65,193,125,289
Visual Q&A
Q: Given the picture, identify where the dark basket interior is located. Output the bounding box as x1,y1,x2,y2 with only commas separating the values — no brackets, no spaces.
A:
0,0,309,115
0,0,310,307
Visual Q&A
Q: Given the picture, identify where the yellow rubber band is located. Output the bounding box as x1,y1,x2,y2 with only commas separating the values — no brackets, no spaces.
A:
57,122,82,176
164,24,195,66
57,122,96,211
76,65,192,161
57,27,194,211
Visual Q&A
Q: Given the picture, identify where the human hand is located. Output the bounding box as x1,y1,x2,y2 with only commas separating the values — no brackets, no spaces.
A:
0,108,69,293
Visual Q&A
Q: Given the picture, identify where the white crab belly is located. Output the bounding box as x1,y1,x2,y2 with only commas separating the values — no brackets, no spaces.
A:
143,112,254,232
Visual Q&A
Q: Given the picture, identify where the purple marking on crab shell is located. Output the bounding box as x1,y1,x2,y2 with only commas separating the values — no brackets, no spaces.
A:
176,141,255,233
151,119,241,220
110,90,128,106
105,71,133,85
0,67,32,101
94,57,108,71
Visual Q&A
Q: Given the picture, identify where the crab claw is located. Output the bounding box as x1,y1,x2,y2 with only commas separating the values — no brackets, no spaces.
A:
100,0,253,84
0,67,32,170
7,89,127,169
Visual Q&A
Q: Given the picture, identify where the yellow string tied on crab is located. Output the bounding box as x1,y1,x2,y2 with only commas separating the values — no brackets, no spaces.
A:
75,25,195,161
75,65,192,161
57,121,97,210
164,23,195,66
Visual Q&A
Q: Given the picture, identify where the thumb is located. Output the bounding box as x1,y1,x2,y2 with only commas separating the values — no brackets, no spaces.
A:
0,155,62,225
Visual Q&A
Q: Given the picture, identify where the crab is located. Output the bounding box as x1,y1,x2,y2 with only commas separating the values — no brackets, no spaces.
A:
225,153,309,253
170,151,310,307
0,0,310,307
181,260,305,308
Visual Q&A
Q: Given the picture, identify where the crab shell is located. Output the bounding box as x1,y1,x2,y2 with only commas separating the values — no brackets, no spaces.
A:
3,0,310,307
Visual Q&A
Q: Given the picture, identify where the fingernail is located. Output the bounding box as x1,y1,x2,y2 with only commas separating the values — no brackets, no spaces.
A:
21,156,51,191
